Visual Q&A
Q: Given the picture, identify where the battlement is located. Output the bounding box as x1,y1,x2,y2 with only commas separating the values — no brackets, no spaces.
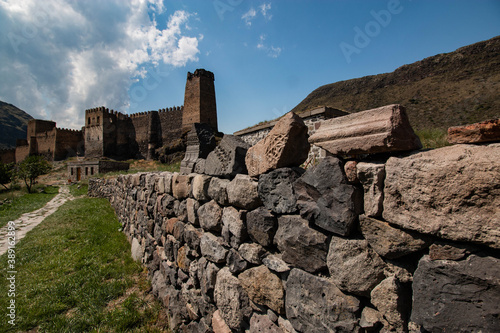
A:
187,68,214,81
57,127,83,134
129,106,184,119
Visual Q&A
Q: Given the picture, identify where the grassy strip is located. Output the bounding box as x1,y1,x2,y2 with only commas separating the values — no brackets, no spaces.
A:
415,128,451,149
0,196,169,332
0,185,59,229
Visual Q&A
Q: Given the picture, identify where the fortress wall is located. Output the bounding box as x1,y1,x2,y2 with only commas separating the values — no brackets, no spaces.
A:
33,128,57,160
158,107,183,145
88,142,500,333
0,149,16,164
130,112,153,159
54,128,84,161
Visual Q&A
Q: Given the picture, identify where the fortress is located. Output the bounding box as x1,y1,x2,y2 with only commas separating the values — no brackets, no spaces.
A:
2,69,218,163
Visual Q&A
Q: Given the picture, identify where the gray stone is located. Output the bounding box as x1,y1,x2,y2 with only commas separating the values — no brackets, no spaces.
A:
208,177,230,205
198,258,219,295
285,268,360,333
246,207,277,247
327,236,386,297
212,309,232,333
428,241,479,261
412,255,500,332
214,267,252,332
357,162,385,217
172,173,191,199
294,156,362,236
198,200,223,232
239,265,285,314
227,174,262,210
274,215,328,273
309,104,422,155
383,144,500,249
186,198,200,225
222,206,247,248
205,134,250,177
249,314,283,333
238,243,265,265
262,254,290,273
226,248,248,274
192,174,212,201
277,317,297,333
200,233,228,264
257,168,303,214
156,171,173,194
360,215,431,259
245,112,310,177
184,223,203,253
180,123,216,174
131,237,143,262
371,276,410,332
359,307,386,330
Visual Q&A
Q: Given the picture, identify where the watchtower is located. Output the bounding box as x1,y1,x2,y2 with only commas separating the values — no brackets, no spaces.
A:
182,69,218,133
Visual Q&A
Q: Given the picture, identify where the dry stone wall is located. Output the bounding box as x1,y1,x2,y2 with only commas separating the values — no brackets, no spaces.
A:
88,141,500,332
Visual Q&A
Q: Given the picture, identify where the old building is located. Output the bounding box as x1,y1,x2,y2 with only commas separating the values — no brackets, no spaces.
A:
67,160,129,182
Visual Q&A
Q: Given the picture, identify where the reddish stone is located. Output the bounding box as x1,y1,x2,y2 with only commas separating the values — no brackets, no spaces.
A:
447,118,500,144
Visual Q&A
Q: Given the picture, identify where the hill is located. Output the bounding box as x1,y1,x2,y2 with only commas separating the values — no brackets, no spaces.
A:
291,36,500,131
0,101,33,150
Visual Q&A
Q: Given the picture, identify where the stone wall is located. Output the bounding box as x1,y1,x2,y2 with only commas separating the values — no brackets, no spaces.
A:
88,142,500,333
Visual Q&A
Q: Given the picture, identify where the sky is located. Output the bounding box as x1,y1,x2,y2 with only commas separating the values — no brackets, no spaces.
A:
0,0,499,135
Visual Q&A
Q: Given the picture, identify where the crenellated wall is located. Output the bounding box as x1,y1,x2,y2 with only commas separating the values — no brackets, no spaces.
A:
88,142,500,333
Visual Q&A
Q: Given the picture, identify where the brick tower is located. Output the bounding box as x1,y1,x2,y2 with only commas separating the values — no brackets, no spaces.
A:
182,69,218,133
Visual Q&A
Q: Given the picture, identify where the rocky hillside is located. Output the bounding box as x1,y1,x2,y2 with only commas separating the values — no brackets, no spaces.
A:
0,101,32,150
291,36,500,130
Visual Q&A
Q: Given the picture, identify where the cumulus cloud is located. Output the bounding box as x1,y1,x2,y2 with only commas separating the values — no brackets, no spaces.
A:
0,0,200,129
241,8,256,26
259,3,272,20
242,3,272,26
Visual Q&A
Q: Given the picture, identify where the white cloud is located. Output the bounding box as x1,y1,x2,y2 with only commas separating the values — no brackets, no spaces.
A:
259,3,272,20
0,0,200,129
256,34,281,58
242,8,256,26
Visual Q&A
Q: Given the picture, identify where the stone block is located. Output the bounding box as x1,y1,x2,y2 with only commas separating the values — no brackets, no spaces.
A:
274,215,328,273
257,168,303,214
412,255,500,332
371,276,411,332
245,112,310,177
309,104,422,155
186,198,200,225
246,207,277,248
227,174,262,210
249,314,282,333
172,173,191,199
200,233,228,264
294,156,362,236
262,254,290,273
360,215,431,259
156,171,173,194
198,200,223,232
327,236,386,297
221,206,247,248
239,265,285,314
192,174,211,202
207,177,230,206
285,268,360,333
238,243,265,265
180,123,216,174
383,144,500,249
226,248,248,274
204,135,250,177
356,162,385,217
448,118,500,144
212,309,232,333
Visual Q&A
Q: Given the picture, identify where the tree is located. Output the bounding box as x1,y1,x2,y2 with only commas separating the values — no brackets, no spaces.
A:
0,162,14,190
16,156,52,193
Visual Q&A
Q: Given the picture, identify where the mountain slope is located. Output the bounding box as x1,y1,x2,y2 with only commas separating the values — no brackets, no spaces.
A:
0,101,33,150
291,36,500,130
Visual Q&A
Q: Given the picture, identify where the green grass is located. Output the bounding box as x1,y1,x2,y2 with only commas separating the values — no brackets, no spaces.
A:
0,185,59,229
0,196,169,332
101,161,181,178
415,128,451,149
69,183,89,197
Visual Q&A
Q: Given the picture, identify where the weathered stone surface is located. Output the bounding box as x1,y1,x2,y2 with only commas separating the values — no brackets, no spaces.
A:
180,123,216,174
184,224,203,253
238,243,265,265
327,236,386,296
286,268,360,333
200,233,228,264
205,135,250,177
226,248,248,274
207,177,230,206
156,171,173,194
249,314,283,333
186,198,200,225
198,200,222,232
294,156,362,236
192,174,212,201
357,162,385,217
371,276,410,332
309,104,422,155
172,173,191,199
448,118,500,144
383,144,500,249
131,237,143,262
344,160,359,183
222,206,247,248
274,215,328,273
212,309,232,333
177,245,191,272
277,317,296,333
214,267,252,332
246,207,277,247
245,112,310,177
428,241,478,261
239,265,285,314
227,174,262,210
412,255,500,332
257,168,302,214
262,254,290,273
360,215,431,259
359,307,386,330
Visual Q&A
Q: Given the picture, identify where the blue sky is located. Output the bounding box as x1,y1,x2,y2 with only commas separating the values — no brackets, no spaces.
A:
1,0,499,134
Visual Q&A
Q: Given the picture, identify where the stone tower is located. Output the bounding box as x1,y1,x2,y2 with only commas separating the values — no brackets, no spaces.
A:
182,69,218,133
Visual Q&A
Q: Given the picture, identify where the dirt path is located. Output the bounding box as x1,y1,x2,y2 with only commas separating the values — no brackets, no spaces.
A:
0,186,73,256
